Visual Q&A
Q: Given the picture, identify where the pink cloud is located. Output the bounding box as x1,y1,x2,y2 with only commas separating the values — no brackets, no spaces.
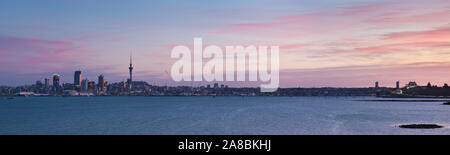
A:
327,26,450,54
23,55,71,65
335,41,450,54
0,35,72,52
0,34,89,73
280,42,310,51
369,9,450,25
161,44,191,50
212,8,366,36
144,51,170,59
335,1,399,16
211,0,450,40
352,46,399,53
382,26,450,41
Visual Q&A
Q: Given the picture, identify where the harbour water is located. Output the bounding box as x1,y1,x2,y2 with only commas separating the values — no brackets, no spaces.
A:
1,96,449,135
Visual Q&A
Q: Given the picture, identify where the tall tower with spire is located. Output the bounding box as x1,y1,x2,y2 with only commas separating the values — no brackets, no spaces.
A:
128,52,133,91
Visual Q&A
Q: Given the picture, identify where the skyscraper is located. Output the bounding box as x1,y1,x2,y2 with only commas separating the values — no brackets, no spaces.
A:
88,81,96,91
98,74,105,91
44,78,50,88
35,80,43,89
396,81,400,89
74,70,82,87
81,78,89,92
375,81,379,89
128,53,133,91
53,74,60,91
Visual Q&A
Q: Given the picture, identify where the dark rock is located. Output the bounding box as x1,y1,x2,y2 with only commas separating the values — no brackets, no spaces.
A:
399,124,443,129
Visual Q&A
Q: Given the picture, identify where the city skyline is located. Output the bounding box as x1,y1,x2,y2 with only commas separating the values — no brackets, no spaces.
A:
3,64,442,89
1,0,450,87
0,51,441,89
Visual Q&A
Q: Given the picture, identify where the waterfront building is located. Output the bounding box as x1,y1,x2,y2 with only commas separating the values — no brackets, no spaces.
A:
63,90,78,96
81,78,89,92
406,81,418,89
98,74,105,91
63,83,75,90
105,81,110,91
88,81,96,91
214,83,219,89
53,74,60,91
44,78,50,88
35,80,43,89
392,89,403,95
74,70,82,87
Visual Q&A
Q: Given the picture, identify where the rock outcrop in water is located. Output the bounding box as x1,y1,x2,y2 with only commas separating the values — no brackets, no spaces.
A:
399,124,443,129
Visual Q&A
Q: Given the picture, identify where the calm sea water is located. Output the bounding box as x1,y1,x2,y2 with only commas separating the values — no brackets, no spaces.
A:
1,96,449,135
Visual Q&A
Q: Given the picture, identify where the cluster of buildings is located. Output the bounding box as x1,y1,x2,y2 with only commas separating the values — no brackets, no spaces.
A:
0,55,238,96
373,80,450,97
374,81,418,90
2,55,137,96
2,54,449,97
3,78,447,97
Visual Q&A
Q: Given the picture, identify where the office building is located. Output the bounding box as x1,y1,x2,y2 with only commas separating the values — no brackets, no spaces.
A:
74,70,82,86
98,74,105,91
53,74,60,91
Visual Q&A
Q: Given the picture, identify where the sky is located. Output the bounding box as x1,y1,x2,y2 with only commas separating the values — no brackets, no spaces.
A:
0,0,450,87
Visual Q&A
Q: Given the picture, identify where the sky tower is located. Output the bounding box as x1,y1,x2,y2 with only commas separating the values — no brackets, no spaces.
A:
128,52,133,91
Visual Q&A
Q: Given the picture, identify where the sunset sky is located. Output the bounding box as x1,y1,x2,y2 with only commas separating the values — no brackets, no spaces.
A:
1,0,450,87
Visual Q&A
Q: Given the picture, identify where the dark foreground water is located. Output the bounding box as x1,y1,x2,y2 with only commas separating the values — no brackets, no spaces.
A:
1,96,449,135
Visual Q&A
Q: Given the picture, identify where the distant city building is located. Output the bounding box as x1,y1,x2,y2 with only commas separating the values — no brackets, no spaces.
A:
81,78,89,92
406,81,418,89
105,81,110,91
62,83,75,90
88,81,96,91
375,81,379,89
63,90,78,96
392,89,403,95
396,81,400,89
53,74,60,91
35,80,43,89
44,78,50,88
207,84,211,89
74,70,82,87
214,83,219,89
98,74,105,91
